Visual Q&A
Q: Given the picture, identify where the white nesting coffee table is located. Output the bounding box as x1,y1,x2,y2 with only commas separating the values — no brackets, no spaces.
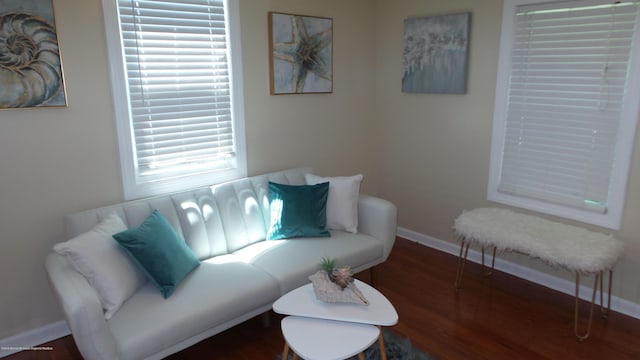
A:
281,316,379,360
273,279,398,360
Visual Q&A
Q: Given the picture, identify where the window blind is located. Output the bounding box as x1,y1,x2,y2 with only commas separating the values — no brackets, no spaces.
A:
118,0,235,179
497,1,639,213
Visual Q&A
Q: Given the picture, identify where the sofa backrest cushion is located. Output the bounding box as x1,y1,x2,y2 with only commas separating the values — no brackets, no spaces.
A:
64,167,312,260
171,189,228,258
212,168,310,252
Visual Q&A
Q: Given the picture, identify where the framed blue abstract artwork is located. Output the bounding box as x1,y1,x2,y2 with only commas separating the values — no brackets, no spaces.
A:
402,12,471,94
269,12,333,95
0,0,67,108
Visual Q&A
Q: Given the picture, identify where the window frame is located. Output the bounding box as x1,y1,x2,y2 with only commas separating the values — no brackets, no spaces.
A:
487,0,640,230
101,0,247,200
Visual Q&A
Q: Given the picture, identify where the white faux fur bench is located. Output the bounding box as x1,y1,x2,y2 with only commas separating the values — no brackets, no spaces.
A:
452,207,624,340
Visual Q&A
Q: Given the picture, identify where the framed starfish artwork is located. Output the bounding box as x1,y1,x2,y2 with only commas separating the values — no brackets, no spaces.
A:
269,12,333,95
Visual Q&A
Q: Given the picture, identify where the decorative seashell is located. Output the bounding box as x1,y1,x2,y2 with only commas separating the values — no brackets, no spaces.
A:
0,12,65,107
309,270,368,305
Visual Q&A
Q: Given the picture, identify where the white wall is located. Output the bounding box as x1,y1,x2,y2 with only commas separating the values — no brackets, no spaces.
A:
0,0,379,339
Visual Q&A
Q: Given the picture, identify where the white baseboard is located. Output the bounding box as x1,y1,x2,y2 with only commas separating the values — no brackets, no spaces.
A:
0,321,70,358
397,227,640,320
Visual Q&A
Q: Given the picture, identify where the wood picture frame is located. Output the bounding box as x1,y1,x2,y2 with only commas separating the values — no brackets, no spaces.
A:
269,12,333,95
402,12,471,94
0,0,67,109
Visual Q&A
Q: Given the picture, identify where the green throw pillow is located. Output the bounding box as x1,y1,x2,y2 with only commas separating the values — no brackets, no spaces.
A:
113,210,200,298
267,181,331,240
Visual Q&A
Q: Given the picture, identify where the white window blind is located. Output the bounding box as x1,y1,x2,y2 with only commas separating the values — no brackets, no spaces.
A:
119,0,235,178
495,1,640,216
102,0,246,200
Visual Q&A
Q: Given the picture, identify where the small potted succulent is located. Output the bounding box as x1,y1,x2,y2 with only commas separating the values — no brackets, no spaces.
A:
310,257,368,304
320,257,354,289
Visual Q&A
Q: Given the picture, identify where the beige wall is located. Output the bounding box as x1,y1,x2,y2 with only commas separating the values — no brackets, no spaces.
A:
2,0,640,342
240,1,379,180
375,0,640,306
0,0,378,339
0,0,123,338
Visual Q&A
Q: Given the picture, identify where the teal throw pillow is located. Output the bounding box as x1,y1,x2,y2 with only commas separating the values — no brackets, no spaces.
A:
267,182,331,240
113,210,200,298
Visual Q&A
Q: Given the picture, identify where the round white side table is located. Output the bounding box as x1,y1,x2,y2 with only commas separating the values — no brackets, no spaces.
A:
281,316,379,360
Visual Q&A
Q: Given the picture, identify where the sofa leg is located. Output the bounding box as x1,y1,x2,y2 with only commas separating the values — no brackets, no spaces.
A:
261,312,271,328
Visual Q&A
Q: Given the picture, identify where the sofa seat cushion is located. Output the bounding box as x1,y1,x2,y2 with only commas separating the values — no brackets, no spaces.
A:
106,260,279,360
234,231,384,294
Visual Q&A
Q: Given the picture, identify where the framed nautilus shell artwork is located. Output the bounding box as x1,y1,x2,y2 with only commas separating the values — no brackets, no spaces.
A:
0,0,67,109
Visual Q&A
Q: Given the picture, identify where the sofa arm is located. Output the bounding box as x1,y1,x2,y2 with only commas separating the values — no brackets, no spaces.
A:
45,253,119,360
358,194,398,261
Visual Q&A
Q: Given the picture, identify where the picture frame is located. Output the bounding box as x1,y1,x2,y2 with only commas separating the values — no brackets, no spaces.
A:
269,12,333,95
0,0,67,109
402,12,471,94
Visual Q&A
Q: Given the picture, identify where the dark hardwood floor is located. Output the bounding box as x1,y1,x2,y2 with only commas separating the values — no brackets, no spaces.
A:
8,237,640,359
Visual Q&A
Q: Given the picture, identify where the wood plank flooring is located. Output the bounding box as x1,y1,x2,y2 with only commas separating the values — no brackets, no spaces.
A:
7,237,640,359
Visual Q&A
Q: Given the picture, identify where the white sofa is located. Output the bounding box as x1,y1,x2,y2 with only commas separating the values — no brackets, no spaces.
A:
45,167,397,360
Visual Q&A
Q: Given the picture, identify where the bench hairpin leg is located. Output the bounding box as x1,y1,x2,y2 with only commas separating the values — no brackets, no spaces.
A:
600,270,613,318
481,247,485,273
574,272,600,341
490,247,496,273
481,246,496,277
455,238,470,289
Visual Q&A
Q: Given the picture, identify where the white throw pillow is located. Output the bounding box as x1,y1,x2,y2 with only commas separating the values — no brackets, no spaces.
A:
305,173,363,233
53,212,147,319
